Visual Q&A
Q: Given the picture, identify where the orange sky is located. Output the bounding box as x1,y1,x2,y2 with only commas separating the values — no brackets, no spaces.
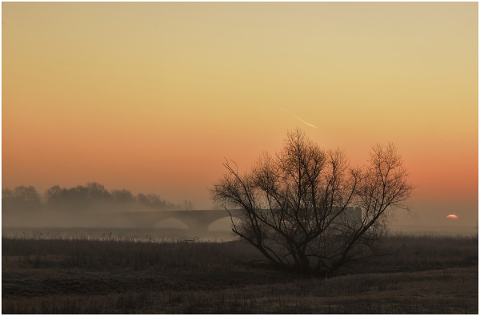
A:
2,3,478,225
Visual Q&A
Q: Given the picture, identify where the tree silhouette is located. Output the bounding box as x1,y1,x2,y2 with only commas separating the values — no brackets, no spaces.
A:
3,186,42,213
212,129,413,276
44,185,62,206
5,183,183,214
86,182,111,202
111,189,135,204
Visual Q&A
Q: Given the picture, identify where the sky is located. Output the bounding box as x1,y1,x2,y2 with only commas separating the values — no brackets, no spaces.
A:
2,3,478,227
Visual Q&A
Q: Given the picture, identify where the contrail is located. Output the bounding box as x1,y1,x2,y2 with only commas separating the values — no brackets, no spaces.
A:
281,108,317,129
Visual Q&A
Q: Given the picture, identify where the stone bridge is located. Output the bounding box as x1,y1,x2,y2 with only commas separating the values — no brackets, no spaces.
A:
115,209,243,231
113,207,362,232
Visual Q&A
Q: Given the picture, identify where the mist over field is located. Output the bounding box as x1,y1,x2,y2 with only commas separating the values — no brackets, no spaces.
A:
2,181,476,238
1,182,237,237
2,2,478,314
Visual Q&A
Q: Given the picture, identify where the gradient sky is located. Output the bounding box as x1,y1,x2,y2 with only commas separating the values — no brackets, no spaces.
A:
3,3,478,226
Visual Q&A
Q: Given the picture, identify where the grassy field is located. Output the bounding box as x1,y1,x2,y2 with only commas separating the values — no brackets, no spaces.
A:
2,230,478,313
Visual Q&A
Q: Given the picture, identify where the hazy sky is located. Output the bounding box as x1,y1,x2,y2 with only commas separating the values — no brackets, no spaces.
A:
3,3,477,226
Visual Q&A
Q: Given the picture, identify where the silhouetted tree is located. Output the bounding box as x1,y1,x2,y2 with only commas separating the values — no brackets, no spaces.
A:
5,182,181,214
111,189,135,203
136,193,149,204
3,188,13,200
146,194,164,208
2,188,14,213
44,185,62,206
13,186,42,203
136,193,173,210
44,183,112,212
212,129,413,276
3,186,42,213
86,182,111,202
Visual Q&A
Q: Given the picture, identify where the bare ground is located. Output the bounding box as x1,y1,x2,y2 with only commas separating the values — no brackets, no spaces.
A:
2,232,478,313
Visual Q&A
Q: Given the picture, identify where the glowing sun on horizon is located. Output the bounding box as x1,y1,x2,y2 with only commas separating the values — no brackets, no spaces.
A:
446,214,459,219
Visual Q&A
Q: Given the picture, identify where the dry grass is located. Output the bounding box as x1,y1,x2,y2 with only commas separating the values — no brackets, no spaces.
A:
2,231,478,313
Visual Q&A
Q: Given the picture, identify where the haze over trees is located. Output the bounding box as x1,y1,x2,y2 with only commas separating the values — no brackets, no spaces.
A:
2,186,42,214
212,129,414,276
3,183,183,215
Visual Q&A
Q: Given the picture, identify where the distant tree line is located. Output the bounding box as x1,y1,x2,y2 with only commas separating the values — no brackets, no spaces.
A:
2,182,186,214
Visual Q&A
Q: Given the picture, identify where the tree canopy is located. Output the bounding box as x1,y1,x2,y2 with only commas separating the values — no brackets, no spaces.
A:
212,129,413,276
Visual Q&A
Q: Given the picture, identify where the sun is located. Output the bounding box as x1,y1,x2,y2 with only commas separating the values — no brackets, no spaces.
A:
446,214,459,219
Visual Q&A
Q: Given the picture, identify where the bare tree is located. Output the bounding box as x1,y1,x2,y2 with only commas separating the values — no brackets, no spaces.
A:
212,129,413,276
3,186,42,214
44,185,62,206
86,182,111,202
111,189,135,203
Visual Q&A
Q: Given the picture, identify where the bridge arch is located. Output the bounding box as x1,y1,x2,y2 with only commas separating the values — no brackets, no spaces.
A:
208,216,241,232
116,210,243,231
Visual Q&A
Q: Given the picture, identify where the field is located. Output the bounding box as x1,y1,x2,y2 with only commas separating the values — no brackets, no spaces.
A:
2,229,478,313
